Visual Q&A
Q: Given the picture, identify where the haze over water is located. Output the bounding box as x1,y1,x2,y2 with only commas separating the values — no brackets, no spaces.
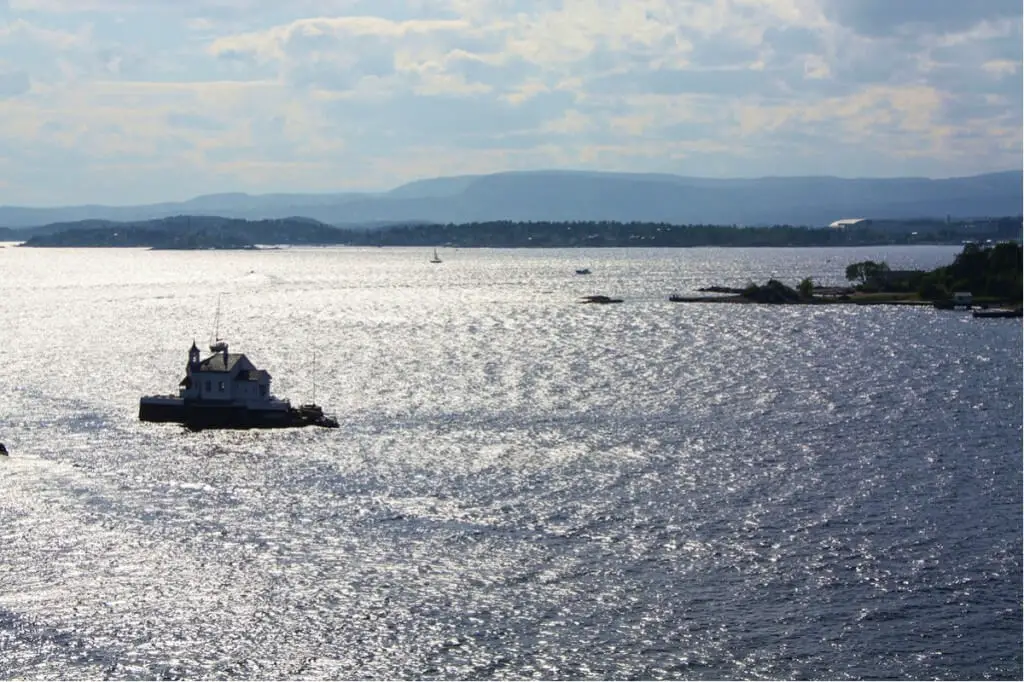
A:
0,245,1020,680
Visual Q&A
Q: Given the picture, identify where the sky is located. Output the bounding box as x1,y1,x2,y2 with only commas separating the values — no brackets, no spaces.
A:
0,0,1020,206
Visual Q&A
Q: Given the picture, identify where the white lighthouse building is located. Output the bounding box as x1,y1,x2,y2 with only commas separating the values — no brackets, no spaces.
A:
137,338,336,429
177,340,282,408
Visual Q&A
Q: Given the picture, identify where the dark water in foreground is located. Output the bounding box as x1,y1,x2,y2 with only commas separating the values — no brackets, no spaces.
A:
0,246,1020,679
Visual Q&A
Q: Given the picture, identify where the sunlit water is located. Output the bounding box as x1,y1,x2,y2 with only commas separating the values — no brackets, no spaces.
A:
0,245,1020,680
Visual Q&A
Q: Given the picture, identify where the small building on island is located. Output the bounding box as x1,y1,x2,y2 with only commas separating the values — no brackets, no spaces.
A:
179,341,273,405
952,291,973,308
139,340,338,430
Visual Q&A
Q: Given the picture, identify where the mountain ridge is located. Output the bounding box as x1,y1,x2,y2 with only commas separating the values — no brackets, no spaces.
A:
0,169,1019,229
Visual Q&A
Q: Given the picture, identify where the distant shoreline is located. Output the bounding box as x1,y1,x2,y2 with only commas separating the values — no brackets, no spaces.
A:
667,294,934,305
2,241,986,250
10,215,1020,250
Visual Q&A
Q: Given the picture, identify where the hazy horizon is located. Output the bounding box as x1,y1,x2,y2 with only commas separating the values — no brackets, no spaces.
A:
0,0,1020,206
3,167,1021,210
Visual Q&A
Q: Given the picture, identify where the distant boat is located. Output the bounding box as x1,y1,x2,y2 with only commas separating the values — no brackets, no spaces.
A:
575,268,591,275
430,248,442,264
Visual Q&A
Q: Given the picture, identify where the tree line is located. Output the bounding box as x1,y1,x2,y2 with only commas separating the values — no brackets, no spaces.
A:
845,242,1022,300
18,216,1023,249
342,219,1021,248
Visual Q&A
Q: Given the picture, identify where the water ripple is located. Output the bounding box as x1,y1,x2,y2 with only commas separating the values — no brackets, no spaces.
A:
0,245,1019,679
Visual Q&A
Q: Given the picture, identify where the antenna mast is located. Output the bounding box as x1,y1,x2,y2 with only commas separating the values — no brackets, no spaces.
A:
209,293,228,353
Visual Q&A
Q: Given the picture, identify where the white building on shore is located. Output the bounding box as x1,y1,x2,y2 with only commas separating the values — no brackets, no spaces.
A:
829,218,871,229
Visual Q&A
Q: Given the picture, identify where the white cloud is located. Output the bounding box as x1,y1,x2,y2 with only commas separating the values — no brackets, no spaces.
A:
208,16,473,62
540,108,594,134
500,78,551,105
0,16,91,47
9,0,360,12
981,59,1021,76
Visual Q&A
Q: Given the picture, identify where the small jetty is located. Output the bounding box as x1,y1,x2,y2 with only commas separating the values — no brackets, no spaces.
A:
972,308,1022,319
139,340,339,430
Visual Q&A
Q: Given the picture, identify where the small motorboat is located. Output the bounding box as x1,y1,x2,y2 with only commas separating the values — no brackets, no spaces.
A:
575,268,591,275
0,443,8,456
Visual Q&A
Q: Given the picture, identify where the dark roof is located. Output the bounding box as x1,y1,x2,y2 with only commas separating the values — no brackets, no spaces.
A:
197,352,246,373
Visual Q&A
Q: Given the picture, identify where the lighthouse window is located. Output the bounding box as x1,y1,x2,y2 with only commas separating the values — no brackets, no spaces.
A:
260,385,267,397
205,380,211,392
218,381,225,391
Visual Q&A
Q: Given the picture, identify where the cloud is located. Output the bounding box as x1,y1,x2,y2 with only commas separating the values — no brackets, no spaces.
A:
819,0,1022,37
9,0,352,12
0,0,1018,205
0,68,29,96
761,26,824,63
981,59,1020,76
0,16,90,48
328,88,577,141
208,16,472,62
206,14,496,98
590,66,779,98
165,111,228,130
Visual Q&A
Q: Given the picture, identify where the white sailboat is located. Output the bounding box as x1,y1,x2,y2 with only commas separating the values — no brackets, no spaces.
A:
430,248,442,264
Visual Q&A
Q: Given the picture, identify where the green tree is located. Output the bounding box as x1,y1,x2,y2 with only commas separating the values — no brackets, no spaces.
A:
918,275,949,301
798,277,815,299
845,260,890,288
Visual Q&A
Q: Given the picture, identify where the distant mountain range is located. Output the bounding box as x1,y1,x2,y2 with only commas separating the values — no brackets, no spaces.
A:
0,170,1020,229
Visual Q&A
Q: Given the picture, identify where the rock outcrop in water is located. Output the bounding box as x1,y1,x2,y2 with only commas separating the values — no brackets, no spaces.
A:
580,295,624,304
740,280,803,304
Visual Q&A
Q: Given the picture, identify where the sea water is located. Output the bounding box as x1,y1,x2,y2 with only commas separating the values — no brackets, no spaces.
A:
0,245,1020,679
